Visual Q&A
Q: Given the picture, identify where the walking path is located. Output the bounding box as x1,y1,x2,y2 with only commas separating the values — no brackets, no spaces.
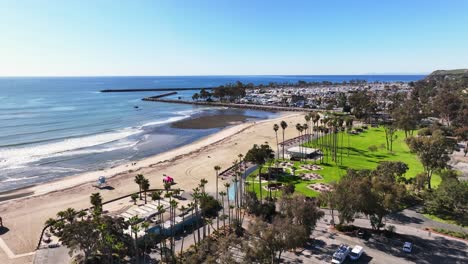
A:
0,237,35,259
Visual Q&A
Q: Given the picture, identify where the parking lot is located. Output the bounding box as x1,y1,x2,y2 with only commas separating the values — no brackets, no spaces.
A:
281,219,467,264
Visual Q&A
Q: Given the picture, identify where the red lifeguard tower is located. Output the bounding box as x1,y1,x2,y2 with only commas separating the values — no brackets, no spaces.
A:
163,176,174,184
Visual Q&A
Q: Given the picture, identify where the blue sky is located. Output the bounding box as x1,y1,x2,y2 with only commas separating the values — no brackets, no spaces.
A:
1,0,467,76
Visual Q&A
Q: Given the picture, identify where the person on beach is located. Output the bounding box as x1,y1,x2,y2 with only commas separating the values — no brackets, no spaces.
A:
0,216,3,228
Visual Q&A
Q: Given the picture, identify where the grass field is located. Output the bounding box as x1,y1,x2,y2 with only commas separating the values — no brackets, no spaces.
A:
246,127,438,197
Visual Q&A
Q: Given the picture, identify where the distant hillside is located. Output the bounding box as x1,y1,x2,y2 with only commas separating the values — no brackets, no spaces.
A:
425,69,468,82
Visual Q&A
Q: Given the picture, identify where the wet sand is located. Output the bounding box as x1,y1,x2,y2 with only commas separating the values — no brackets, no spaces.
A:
0,112,308,264
171,114,257,129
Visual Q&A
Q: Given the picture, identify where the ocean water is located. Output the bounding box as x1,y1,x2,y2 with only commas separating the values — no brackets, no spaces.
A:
0,75,424,192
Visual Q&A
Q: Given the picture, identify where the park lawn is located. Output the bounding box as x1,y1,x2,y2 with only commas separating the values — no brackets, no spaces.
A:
245,127,437,198
304,127,440,186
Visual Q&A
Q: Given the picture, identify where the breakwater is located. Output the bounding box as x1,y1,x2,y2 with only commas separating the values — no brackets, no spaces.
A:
142,97,314,112
144,92,177,99
100,87,214,92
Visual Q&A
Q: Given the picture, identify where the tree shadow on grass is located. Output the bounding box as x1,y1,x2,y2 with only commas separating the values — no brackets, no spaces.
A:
347,147,373,158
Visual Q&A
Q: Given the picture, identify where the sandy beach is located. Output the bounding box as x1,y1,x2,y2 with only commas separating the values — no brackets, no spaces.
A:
0,112,308,264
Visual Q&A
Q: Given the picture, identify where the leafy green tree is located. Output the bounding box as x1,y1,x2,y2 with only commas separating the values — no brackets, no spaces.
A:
406,132,453,189
424,170,468,225
245,143,274,202
348,90,377,122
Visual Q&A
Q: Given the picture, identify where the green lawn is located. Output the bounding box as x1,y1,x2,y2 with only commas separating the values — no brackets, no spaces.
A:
246,127,437,197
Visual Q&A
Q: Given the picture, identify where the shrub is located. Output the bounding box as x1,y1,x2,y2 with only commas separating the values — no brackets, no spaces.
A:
418,127,432,136
368,145,378,152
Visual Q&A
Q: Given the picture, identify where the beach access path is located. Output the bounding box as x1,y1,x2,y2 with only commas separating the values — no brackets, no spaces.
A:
0,112,308,264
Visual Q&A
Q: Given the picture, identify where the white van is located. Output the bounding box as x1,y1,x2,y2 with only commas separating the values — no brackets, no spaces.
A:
349,245,364,260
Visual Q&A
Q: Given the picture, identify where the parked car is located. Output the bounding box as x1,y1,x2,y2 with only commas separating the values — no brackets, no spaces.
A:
403,242,413,253
332,244,351,264
349,245,364,260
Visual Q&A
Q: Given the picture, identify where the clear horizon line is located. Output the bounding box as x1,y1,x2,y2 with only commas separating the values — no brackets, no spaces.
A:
0,73,429,78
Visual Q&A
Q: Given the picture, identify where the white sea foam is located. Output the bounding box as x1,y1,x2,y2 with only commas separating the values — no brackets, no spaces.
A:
1,176,39,183
0,127,141,170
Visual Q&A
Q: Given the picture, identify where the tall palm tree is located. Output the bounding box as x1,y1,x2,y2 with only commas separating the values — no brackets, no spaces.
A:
141,178,150,204
305,114,311,141
199,178,208,193
224,182,231,225
296,123,303,160
273,124,280,160
303,123,309,151
169,199,178,256
345,118,353,157
151,190,162,207
237,153,244,207
219,191,227,227
191,187,201,245
280,121,288,159
156,205,166,260
134,174,145,200
214,165,221,229
128,216,141,264
179,205,187,255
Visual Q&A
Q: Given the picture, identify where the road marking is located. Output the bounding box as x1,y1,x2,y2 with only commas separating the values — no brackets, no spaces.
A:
0,237,35,259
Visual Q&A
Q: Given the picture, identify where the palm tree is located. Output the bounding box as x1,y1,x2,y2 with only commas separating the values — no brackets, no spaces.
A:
280,121,288,160
141,178,150,204
140,221,149,263
273,124,280,160
219,191,227,227
191,187,201,245
164,181,171,194
214,165,221,229
157,204,166,260
169,199,178,256
77,210,86,221
296,123,303,160
63,208,76,224
90,192,102,213
199,178,208,193
238,153,244,207
224,182,231,225
151,190,162,207
305,114,311,141
179,205,187,255
303,123,309,151
345,118,353,157
131,193,138,205
128,216,141,264
134,174,145,200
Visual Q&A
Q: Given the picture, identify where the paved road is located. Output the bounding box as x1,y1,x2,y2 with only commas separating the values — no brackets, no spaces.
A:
387,206,468,233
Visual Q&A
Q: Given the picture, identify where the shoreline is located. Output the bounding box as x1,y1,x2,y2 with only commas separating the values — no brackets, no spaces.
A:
0,111,309,260
0,112,293,203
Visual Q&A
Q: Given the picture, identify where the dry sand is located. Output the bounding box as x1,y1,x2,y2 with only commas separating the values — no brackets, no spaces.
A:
0,112,309,264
